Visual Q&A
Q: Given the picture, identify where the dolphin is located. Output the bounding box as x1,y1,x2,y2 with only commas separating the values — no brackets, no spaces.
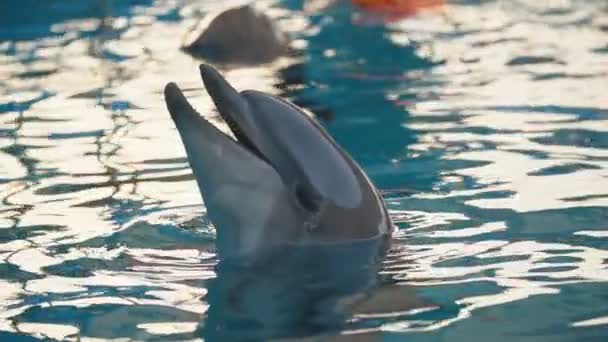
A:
183,5,288,66
163,64,392,260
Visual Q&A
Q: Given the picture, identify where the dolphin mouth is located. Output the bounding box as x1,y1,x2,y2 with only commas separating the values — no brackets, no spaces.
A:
164,65,269,164
218,102,266,162
198,64,269,163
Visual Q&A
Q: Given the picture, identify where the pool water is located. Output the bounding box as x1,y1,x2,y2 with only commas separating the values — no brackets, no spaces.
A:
1,0,607,341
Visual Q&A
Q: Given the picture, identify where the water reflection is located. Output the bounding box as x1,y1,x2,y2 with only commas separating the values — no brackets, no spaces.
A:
201,238,384,340
1,0,608,340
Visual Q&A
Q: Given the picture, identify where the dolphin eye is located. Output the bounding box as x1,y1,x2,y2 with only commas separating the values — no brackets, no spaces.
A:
294,184,320,213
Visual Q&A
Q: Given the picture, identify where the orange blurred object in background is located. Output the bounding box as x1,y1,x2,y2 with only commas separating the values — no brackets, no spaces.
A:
352,0,445,18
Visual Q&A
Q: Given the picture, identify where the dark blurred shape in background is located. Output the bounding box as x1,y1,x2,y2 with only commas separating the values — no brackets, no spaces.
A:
183,5,288,66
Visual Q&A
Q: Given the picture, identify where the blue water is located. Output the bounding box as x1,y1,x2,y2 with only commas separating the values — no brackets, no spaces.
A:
1,0,608,340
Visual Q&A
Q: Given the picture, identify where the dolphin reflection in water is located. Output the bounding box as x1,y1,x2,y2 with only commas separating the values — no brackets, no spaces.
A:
163,65,426,340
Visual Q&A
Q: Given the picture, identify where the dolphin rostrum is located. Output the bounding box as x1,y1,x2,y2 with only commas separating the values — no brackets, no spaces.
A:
164,64,392,260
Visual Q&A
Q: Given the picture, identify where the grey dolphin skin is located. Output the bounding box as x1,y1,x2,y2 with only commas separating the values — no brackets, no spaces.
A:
183,5,288,65
164,64,392,259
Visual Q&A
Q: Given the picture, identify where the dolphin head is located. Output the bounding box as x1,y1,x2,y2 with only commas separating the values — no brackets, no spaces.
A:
164,64,391,258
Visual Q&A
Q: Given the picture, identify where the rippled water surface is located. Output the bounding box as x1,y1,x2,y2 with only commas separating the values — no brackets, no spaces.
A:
1,0,608,340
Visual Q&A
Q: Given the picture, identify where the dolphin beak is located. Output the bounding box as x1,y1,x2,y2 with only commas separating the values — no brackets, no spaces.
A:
198,64,265,161
163,68,293,257
164,82,200,123
164,64,267,164
199,64,249,120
